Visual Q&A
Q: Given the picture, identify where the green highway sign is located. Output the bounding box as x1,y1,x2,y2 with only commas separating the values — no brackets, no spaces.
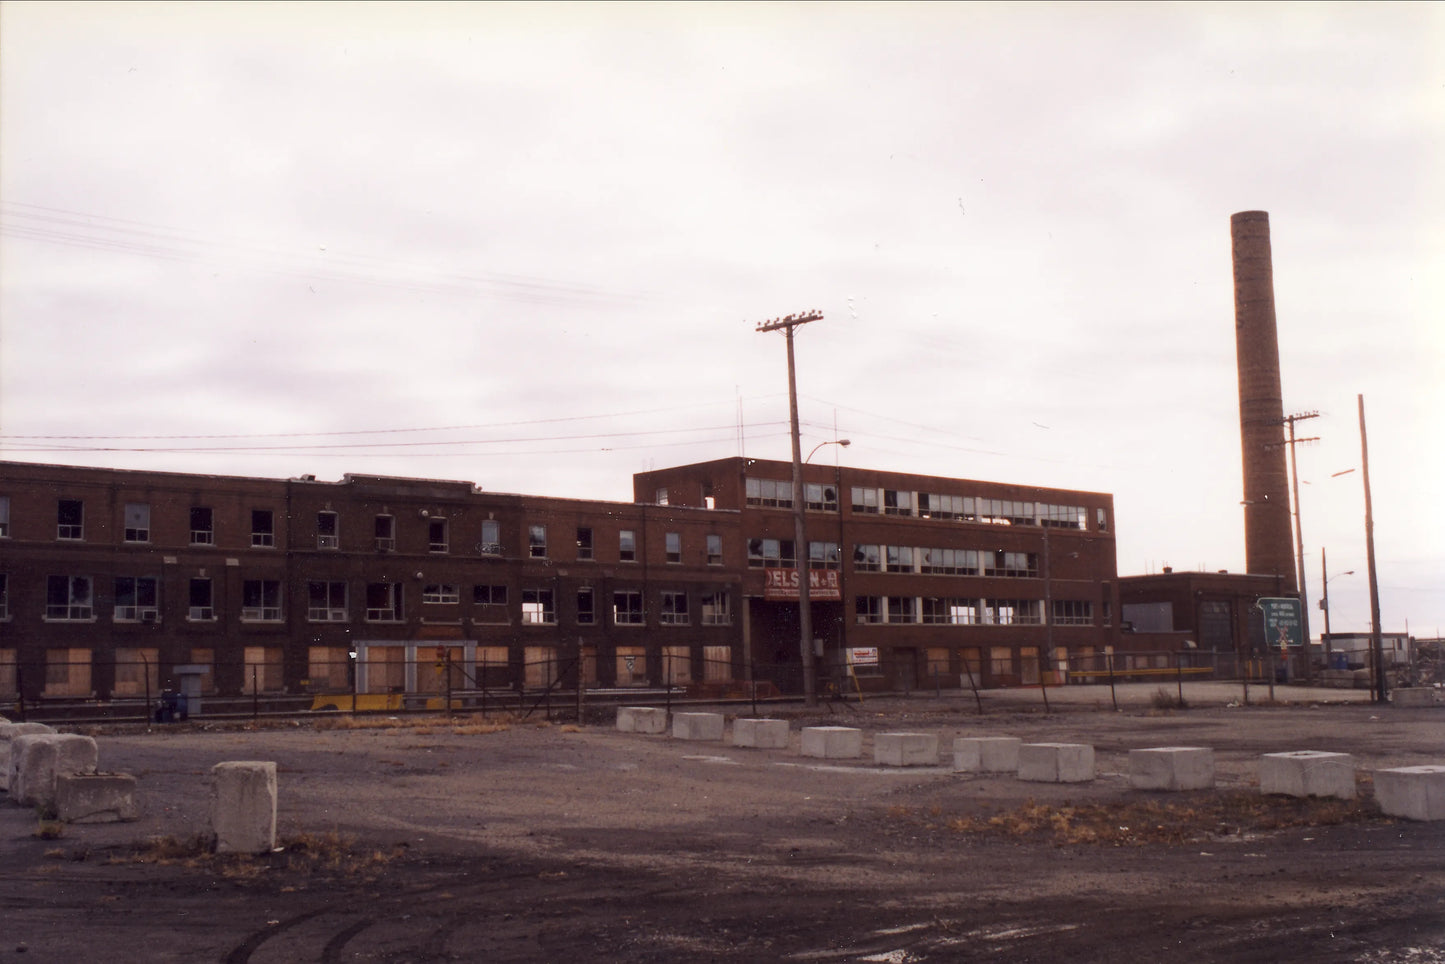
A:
1259,597,1303,650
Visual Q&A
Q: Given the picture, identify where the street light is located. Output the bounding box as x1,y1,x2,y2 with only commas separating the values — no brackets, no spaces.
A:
806,438,851,463
1319,547,1355,664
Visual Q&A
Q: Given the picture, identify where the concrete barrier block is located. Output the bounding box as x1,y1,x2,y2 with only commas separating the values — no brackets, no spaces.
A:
1374,765,1445,821
11,733,99,807
801,726,862,759
672,711,725,741
1018,743,1095,783
616,706,668,734
1129,746,1215,791
1393,688,1440,708
54,772,140,823
1259,751,1356,800
1,723,57,793
953,736,1021,773
732,718,789,749
210,761,277,854
875,732,939,766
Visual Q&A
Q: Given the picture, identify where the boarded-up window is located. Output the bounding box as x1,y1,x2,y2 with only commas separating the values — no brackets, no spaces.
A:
579,646,599,687
989,647,1012,681
418,646,466,694
959,648,982,686
703,645,731,682
475,646,509,688
615,646,647,687
0,649,16,697
364,646,406,693
44,648,91,697
1019,646,1040,685
113,647,159,697
307,646,350,691
925,648,950,682
243,646,284,693
662,646,691,686
524,646,557,688
189,649,216,694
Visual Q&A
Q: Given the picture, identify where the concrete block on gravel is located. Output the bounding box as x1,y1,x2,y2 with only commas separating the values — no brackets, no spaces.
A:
953,736,1021,773
55,772,139,823
801,726,862,759
616,706,668,734
1392,688,1439,708
1,723,57,792
1373,765,1445,821
210,761,277,854
672,712,725,741
732,718,789,749
10,733,99,807
875,732,938,766
1129,747,1215,791
1018,743,1095,783
1259,751,1355,800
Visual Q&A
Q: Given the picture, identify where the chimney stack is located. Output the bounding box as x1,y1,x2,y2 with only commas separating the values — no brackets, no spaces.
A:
1231,211,1297,588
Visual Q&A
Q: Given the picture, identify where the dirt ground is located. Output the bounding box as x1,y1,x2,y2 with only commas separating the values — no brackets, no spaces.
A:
2,685,1442,963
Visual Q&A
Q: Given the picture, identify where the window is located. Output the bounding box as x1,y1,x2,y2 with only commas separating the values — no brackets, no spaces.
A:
850,487,879,514
745,477,793,508
855,595,883,624
0,574,8,620
428,519,449,553
46,575,94,620
655,487,669,505
528,524,547,559
809,541,840,570
920,547,979,575
1052,600,1094,626
665,532,681,564
887,596,919,623
57,499,84,540
480,520,501,555
422,584,459,605
885,545,914,573
374,514,395,551
985,551,1037,578
123,503,151,543
576,526,593,560
114,576,159,622
978,499,1037,526
521,589,555,625
241,580,282,621
619,529,636,562
883,489,913,516
805,483,839,512
701,591,731,626
853,544,881,572
473,584,508,606
984,599,1043,625
746,538,795,569
1040,503,1087,530
990,646,1013,678
307,581,348,621
316,511,339,549
612,590,644,625
188,578,215,621
1097,507,1109,532
190,506,214,545
660,591,689,625
576,587,595,625
44,648,91,698
251,509,275,547
706,534,722,566
923,597,979,625
366,582,402,622
919,493,973,521
0,495,9,537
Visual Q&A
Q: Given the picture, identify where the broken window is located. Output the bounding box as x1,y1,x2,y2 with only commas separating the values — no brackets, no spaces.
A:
46,575,93,620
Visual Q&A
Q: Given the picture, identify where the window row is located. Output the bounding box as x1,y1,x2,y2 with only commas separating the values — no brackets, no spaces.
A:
849,488,1103,530
16,575,732,628
6,498,728,562
852,546,1039,578
853,597,1093,626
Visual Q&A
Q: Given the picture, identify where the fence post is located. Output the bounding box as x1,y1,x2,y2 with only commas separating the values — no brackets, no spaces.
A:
350,651,358,717
445,651,453,721
750,660,758,718
962,658,983,715
1267,650,1276,702
1038,653,1050,715
252,665,259,719
14,664,24,722
1106,651,1118,712
1176,652,1184,705
142,653,152,730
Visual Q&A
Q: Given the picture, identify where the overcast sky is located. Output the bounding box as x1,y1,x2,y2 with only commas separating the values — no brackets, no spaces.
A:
2,2,1441,639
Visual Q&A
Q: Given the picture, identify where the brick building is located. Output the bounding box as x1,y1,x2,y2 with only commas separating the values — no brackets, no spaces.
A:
634,457,1121,692
0,461,742,703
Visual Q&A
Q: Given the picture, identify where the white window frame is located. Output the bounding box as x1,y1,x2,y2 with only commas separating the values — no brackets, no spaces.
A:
241,579,283,622
124,503,151,543
113,575,160,622
307,580,349,622
317,510,339,549
46,574,94,621
660,591,689,625
422,583,460,605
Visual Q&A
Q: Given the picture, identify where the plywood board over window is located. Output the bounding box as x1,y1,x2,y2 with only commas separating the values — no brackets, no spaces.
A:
0,649,17,698
662,646,692,686
242,646,284,693
112,647,159,697
703,645,731,682
363,645,406,694
44,648,91,697
524,646,558,688
615,646,647,687
307,646,350,692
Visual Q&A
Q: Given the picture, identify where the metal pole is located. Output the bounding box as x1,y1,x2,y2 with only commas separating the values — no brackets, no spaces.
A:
1285,415,1313,681
1359,394,1387,703
1321,547,1332,662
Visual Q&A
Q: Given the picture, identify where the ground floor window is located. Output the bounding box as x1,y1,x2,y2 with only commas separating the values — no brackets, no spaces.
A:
989,646,1012,681
307,646,350,691
44,648,92,697
524,646,559,688
615,646,647,686
703,645,731,682
242,646,284,693
662,645,692,686
112,647,159,697
0,649,16,697
925,647,950,683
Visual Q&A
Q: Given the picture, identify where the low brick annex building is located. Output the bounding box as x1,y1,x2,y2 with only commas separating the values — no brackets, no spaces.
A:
0,457,1122,704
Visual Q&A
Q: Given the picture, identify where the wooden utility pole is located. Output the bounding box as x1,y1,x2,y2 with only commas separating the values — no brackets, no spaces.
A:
1280,410,1319,680
756,310,822,706
1358,394,1386,703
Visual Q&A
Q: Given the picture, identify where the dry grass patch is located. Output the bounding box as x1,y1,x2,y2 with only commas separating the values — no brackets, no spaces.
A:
914,792,1379,846
104,830,402,881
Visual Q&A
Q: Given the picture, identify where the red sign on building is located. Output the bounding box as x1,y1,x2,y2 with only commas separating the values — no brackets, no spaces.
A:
762,569,841,601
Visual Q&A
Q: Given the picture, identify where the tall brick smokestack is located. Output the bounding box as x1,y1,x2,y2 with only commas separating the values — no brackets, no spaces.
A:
1231,210,1297,589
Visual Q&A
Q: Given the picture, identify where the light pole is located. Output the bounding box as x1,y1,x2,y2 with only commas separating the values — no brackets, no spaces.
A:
806,439,850,464
1319,547,1354,665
